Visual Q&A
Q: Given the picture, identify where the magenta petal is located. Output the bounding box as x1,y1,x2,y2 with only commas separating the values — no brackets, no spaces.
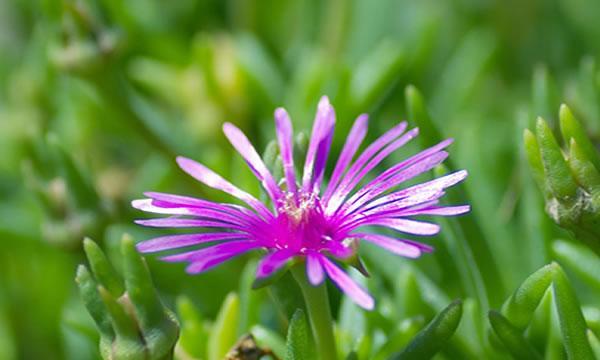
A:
160,240,259,263
387,170,468,201
345,151,448,213
185,245,257,274
137,232,246,253
175,156,273,219
362,218,440,236
255,249,296,279
275,108,298,193
354,233,427,258
326,125,415,214
320,257,374,310
353,170,468,215
322,241,354,259
306,252,325,285
303,96,335,191
132,199,249,227
223,123,283,202
134,218,240,229
323,114,369,202
144,192,259,217
400,205,471,217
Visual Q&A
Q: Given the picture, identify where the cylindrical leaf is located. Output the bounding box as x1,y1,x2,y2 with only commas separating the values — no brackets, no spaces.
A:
488,310,542,360
285,309,313,360
207,293,240,360
560,104,600,170
535,117,578,201
552,265,595,360
391,299,463,360
83,238,124,296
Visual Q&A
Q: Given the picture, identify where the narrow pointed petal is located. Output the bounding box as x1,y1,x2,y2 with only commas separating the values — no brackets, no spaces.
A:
142,192,265,227
306,252,325,285
340,190,444,227
343,151,449,216
303,96,335,191
320,257,374,310
255,249,296,279
323,114,369,202
176,156,273,219
355,233,429,258
223,123,283,202
134,218,243,230
275,108,298,193
342,139,454,214
358,218,441,236
400,205,471,217
137,232,246,253
132,199,249,226
334,121,408,198
327,126,417,213
364,170,467,210
160,240,259,264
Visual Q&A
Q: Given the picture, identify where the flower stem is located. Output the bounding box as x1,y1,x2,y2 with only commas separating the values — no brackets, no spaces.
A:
291,265,338,360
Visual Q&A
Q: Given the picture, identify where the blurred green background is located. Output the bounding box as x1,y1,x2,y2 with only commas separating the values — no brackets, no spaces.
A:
1,0,599,359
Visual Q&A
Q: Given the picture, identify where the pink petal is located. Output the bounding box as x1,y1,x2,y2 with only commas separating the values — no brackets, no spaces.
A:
306,251,325,285
134,218,242,230
360,218,440,236
354,233,429,258
343,151,449,216
141,192,265,228
322,114,369,202
302,96,335,192
132,199,249,226
136,232,246,253
223,123,283,202
176,156,273,219
400,205,471,217
255,249,296,278
339,190,443,229
160,240,259,263
326,125,415,214
275,108,298,193
320,257,374,310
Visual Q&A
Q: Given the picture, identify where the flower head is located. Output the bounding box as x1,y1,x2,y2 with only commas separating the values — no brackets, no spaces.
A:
133,96,469,309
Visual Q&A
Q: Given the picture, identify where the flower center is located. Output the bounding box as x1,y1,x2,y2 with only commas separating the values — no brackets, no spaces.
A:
274,191,335,252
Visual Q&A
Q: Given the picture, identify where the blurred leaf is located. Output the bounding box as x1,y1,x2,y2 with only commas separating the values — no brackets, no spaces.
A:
488,310,542,359
251,324,287,359
207,293,240,360
285,309,313,360
391,299,463,360
349,39,405,112
176,296,207,359
552,240,600,292
552,266,595,359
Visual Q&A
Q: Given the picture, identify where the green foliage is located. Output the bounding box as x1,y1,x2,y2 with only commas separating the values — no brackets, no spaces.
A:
285,309,313,360
391,300,463,360
77,236,179,360
0,0,599,359
489,263,596,360
524,106,600,255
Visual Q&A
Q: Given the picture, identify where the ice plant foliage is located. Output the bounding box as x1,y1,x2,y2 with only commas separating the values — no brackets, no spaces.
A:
133,96,469,309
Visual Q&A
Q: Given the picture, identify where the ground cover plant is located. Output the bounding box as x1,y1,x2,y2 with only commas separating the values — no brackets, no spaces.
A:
1,1,599,359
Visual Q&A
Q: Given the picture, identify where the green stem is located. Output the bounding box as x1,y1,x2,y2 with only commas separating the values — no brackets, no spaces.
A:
291,266,338,360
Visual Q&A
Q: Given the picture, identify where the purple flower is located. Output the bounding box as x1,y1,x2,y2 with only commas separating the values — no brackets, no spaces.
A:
132,96,469,310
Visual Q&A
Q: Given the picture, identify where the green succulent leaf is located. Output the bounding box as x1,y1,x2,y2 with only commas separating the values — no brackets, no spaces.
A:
488,310,542,360
535,117,578,201
207,293,240,360
391,299,463,360
285,309,313,360
552,266,595,360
